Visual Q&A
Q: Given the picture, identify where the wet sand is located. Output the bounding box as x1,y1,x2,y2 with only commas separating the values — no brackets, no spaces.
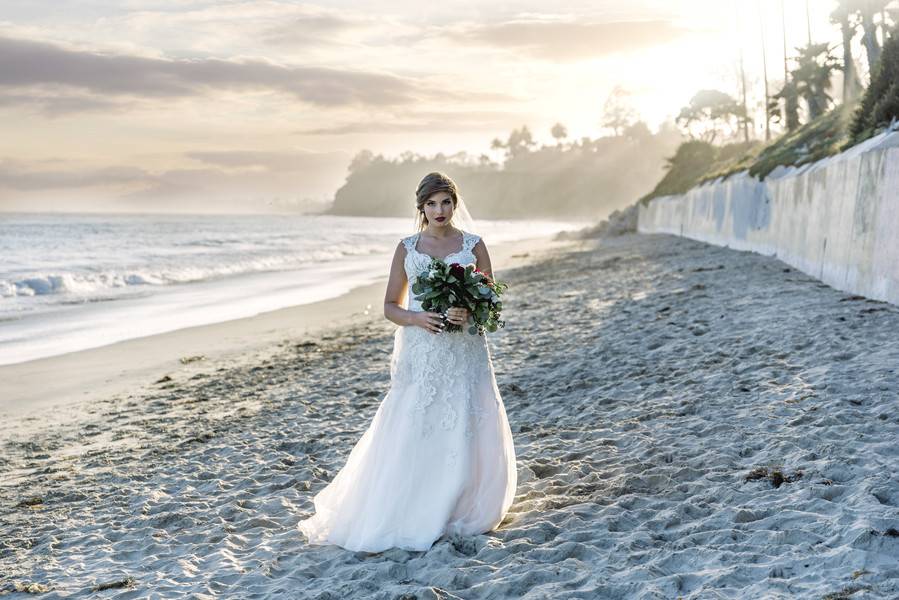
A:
2,233,898,599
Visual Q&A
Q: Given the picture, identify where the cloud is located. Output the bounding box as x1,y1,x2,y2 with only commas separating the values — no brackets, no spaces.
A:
452,19,688,61
0,158,149,189
0,34,423,111
299,121,443,135
111,158,351,209
260,11,365,48
185,149,348,171
111,167,229,204
296,110,529,135
0,91,129,116
0,147,351,213
0,148,350,191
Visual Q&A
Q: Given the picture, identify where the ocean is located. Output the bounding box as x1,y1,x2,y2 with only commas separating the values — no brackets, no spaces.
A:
0,212,578,365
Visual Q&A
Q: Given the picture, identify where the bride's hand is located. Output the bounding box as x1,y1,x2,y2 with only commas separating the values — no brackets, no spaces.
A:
445,307,470,326
410,311,446,334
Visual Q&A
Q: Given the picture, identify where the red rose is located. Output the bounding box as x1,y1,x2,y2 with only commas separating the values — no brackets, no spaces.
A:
450,263,466,279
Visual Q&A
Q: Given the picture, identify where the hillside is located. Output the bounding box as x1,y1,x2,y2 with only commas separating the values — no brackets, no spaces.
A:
327,127,682,221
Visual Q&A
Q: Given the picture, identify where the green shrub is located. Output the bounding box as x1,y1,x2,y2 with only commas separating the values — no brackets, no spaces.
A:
749,103,853,179
846,25,899,147
639,140,762,204
640,102,854,205
638,140,716,204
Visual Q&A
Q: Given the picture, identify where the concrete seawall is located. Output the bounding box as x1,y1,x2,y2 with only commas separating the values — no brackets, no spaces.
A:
638,130,899,306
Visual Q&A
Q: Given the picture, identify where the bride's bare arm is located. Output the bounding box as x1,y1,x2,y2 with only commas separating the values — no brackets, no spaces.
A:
383,242,444,333
473,239,493,279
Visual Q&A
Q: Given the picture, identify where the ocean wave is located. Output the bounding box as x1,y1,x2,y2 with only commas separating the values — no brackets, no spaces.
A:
0,244,387,299
1,272,164,298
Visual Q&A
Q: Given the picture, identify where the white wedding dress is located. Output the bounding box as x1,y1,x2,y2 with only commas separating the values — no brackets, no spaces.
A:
297,230,517,553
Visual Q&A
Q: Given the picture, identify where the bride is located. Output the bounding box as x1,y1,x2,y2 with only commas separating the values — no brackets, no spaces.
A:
297,172,518,553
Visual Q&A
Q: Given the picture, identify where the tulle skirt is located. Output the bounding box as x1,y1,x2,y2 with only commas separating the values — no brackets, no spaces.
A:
297,327,517,553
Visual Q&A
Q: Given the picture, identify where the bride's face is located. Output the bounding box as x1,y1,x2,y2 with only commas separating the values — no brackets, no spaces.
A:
423,191,455,229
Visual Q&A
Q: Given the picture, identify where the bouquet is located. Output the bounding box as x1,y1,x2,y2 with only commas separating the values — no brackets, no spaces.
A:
411,258,508,335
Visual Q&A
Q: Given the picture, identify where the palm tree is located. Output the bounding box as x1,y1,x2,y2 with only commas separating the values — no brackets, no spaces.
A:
550,123,568,147
791,43,840,120
845,0,890,75
848,21,899,144
759,1,771,140
490,137,505,164
831,2,863,102
676,89,749,143
505,126,536,158
860,5,882,71
775,0,801,131
806,0,813,45
887,7,899,39
738,45,751,142
771,80,801,131
601,86,637,136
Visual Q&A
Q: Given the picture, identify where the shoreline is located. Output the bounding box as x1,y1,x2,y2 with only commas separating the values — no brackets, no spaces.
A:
0,233,579,429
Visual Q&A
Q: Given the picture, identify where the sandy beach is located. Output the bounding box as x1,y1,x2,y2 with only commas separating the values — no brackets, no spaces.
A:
3,232,899,599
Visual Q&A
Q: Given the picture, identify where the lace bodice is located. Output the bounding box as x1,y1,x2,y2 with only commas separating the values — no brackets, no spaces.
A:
401,230,481,312
389,229,494,440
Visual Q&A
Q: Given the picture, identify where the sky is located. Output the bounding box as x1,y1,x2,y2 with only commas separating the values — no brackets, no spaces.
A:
0,0,845,213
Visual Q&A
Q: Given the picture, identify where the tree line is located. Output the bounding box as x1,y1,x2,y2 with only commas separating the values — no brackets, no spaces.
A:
329,120,682,221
